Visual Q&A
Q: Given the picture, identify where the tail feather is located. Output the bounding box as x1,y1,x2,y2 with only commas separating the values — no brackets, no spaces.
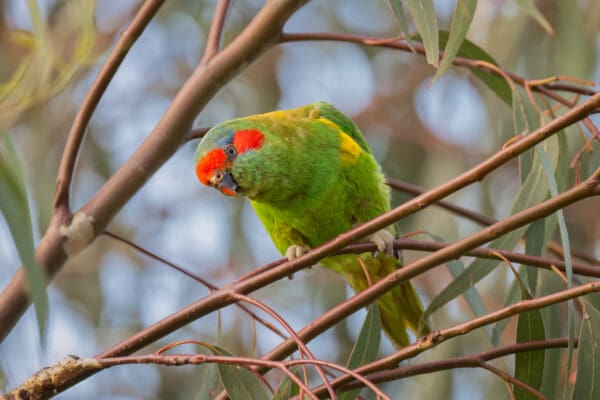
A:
326,253,429,348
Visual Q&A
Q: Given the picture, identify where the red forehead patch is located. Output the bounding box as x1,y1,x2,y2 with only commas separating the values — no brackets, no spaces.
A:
196,148,226,185
233,129,264,153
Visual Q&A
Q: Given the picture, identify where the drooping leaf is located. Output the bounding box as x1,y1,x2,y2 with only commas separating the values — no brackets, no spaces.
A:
535,144,576,379
0,133,48,340
388,0,415,50
203,344,270,400
572,301,600,399
514,0,554,35
436,31,512,105
524,219,545,290
273,366,303,400
513,262,545,400
339,304,381,400
195,364,220,400
433,0,477,82
425,145,554,318
446,260,488,327
418,233,488,336
406,0,439,66
540,300,562,398
514,308,546,400
491,278,522,346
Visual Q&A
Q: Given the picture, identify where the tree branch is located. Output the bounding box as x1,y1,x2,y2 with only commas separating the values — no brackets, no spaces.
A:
254,167,600,377
279,32,598,103
336,338,575,391
308,278,597,397
201,0,231,65
0,0,308,343
54,0,165,213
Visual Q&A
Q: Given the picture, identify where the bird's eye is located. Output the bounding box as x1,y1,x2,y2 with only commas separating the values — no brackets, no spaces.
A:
225,144,237,160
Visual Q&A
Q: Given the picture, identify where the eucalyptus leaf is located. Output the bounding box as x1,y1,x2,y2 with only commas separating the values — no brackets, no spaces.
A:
513,263,545,400
433,0,477,82
514,308,545,400
572,302,600,399
406,0,439,66
339,304,381,400
514,0,554,35
388,0,415,50
273,366,303,400
0,133,48,341
203,344,269,400
424,149,552,318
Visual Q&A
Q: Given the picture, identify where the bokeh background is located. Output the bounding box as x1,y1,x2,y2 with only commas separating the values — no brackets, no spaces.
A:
1,0,599,398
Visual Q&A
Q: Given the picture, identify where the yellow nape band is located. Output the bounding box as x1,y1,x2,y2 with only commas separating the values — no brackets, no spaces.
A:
316,117,362,163
338,130,362,164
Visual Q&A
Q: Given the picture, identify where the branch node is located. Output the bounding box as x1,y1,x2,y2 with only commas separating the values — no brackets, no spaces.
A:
57,212,96,257
3,356,101,400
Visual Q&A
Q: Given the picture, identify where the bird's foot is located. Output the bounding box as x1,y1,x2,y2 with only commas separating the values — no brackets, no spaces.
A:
285,245,308,261
368,229,399,258
285,245,309,280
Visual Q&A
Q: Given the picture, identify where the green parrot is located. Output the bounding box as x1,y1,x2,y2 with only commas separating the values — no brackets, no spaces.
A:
194,102,429,347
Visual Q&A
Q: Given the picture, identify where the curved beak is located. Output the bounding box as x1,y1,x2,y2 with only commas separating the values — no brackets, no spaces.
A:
212,171,238,196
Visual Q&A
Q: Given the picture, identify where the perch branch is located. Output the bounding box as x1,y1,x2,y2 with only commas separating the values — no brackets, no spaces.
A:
0,0,308,343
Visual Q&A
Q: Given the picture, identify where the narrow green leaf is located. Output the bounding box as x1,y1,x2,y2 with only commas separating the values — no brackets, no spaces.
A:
0,133,48,340
535,145,576,380
203,344,269,400
514,0,554,35
339,304,381,400
492,279,521,346
438,31,512,105
195,364,219,400
524,219,545,291
513,261,545,400
540,301,562,398
446,260,488,323
273,366,303,400
535,146,572,287
417,233,488,335
388,0,415,50
425,151,552,318
406,0,439,66
572,302,600,399
514,308,545,400
433,0,477,82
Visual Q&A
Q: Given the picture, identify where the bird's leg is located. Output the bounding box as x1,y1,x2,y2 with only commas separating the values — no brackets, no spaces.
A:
284,245,309,280
368,229,398,258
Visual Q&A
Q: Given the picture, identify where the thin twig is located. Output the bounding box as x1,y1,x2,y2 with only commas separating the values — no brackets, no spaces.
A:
309,279,599,397
278,33,598,102
0,0,308,344
256,167,600,376
386,178,497,226
229,293,337,400
341,239,600,278
201,0,232,65
335,337,575,392
102,230,288,340
480,363,543,400
54,0,165,213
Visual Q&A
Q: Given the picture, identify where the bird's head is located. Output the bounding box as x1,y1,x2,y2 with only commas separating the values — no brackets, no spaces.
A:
194,123,265,197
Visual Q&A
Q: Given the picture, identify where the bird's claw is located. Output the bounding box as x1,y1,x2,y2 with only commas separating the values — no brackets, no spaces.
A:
285,245,308,261
368,229,398,258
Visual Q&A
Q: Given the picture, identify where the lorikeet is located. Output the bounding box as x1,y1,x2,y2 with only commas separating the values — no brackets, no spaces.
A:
194,102,429,347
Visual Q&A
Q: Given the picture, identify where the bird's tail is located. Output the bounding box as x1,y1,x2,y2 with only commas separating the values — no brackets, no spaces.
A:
332,253,429,348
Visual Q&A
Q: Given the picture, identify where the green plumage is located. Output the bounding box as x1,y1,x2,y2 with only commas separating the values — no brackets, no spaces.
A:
194,102,429,347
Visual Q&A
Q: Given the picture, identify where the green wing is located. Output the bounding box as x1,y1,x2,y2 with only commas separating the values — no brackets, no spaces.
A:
313,102,373,155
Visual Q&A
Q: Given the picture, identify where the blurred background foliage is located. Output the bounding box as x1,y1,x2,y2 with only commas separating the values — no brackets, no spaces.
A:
0,0,599,399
